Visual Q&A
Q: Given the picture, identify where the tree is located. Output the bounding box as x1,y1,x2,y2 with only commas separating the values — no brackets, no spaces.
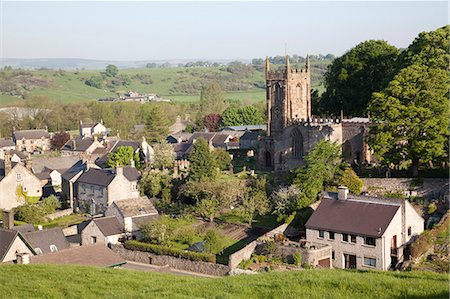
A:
367,65,449,176
145,105,170,142
139,171,173,203
222,105,265,127
85,75,103,89
204,229,228,254
293,140,342,208
188,138,216,181
213,148,231,171
196,197,221,222
105,64,119,77
106,146,140,168
241,178,270,225
271,185,301,221
339,168,363,195
51,131,70,150
199,82,227,115
320,40,399,116
152,141,174,170
203,113,222,132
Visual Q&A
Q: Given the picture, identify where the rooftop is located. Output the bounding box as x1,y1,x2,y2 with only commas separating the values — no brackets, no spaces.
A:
112,196,158,218
14,129,50,140
92,216,124,236
22,228,70,254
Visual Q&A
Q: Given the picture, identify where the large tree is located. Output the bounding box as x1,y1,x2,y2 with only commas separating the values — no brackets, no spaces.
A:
145,105,170,142
367,65,449,176
199,82,227,115
188,137,216,181
107,146,140,168
320,40,399,116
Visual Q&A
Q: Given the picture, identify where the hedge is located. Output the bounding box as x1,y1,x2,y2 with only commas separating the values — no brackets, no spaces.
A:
124,240,216,263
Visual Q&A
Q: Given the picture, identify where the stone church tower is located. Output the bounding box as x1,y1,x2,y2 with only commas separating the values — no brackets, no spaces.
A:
266,55,311,137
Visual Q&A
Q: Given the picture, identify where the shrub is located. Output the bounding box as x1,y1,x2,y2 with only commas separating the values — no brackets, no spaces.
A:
204,229,228,254
428,203,437,215
239,259,253,269
263,241,279,257
124,240,216,263
339,168,363,194
293,252,302,266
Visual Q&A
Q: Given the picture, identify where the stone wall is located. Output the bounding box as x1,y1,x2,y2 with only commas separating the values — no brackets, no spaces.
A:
62,225,78,236
228,241,257,269
362,178,448,199
110,244,230,276
45,208,73,221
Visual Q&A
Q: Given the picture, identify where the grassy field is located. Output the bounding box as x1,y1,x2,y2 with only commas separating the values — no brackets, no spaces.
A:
0,63,327,106
0,264,447,298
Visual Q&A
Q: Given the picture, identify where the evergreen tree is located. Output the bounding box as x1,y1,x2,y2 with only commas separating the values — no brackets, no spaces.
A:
188,138,216,181
145,105,170,142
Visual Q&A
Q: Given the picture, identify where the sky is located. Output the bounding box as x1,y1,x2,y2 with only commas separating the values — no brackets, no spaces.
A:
0,1,448,60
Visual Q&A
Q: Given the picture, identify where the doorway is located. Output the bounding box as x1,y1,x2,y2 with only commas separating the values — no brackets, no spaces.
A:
344,254,357,269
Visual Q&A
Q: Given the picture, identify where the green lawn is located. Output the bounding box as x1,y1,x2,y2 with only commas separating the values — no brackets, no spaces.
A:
0,264,447,298
41,213,89,229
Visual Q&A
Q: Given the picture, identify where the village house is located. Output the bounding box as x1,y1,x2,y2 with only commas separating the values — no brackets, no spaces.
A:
80,216,125,245
105,196,159,238
0,228,35,263
169,115,191,134
13,129,51,153
305,186,424,270
61,160,87,209
79,120,108,138
0,138,16,160
22,227,70,255
75,165,140,215
60,135,106,157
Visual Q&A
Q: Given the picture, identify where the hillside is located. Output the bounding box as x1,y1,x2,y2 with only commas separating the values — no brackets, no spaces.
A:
0,265,448,298
0,61,330,106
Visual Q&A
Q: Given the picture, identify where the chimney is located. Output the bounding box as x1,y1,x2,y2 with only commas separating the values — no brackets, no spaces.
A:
130,158,135,168
94,135,98,142
16,252,30,265
71,139,76,150
25,154,32,171
338,186,349,200
4,150,12,176
115,164,123,176
37,225,43,231
2,210,14,229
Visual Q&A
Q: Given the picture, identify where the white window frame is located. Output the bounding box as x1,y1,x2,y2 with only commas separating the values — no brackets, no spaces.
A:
35,248,43,255
50,244,58,252
363,257,376,268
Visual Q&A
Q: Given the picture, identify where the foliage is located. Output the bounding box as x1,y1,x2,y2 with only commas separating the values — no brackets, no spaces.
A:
105,64,119,77
240,177,270,225
199,82,227,115
124,240,215,263
428,203,437,215
213,148,231,171
320,40,399,116
50,131,70,150
85,75,103,88
0,265,448,298
263,241,280,257
204,229,228,254
293,252,302,266
140,215,200,246
339,168,363,194
222,105,265,126
145,105,171,142
271,185,300,221
151,141,174,169
106,146,140,168
15,195,61,224
139,171,173,203
188,137,216,181
293,140,342,208
203,113,222,132
411,215,448,260
196,197,221,223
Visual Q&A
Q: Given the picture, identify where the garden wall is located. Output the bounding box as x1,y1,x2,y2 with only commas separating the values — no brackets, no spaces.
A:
110,244,230,276
361,178,448,199
45,208,73,221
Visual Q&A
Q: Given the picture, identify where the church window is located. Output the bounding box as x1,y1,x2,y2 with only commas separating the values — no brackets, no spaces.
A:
291,128,304,158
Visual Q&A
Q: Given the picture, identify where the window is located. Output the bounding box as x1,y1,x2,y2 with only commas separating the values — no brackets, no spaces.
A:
50,245,58,252
364,237,376,246
407,226,412,236
319,230,324,238
291,128,304,158
342,234,349,242
91,236,97,244
329,232,335,240
351,235,357,243
363,257,376,267
332,251,335,260
35,248,43,255
16,173,22,181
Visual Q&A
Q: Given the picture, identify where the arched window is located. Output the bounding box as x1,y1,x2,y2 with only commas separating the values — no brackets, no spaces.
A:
291,128,303,158
274,83,283,104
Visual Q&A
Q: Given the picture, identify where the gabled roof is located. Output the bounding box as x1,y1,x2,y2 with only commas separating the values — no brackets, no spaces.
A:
61,136,97,152
305,197,401,238
30,244,125,267
112,197,158,218
10,224,35,233
10,150,27,160
240,131,261,141
32,156,81,174
123,166,141,182
211,134,230,146
0,138,15,148
61,160,86,181
132,214,160,229
77,168,116,186
80,122,103,129
14,129,50,140
92,216,123,236
221,125,266,131
189,132,216,143
0,229,19,261
22,228,70,254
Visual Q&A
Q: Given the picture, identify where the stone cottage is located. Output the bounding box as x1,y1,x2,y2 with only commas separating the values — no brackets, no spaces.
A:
13,129,51,153
80,216,125,245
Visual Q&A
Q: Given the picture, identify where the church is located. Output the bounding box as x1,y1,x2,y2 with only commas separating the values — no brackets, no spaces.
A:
258,56,373,171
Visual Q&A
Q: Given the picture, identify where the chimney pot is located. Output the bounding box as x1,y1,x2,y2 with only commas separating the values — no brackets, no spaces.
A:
2,210,14,229
37,225,43,231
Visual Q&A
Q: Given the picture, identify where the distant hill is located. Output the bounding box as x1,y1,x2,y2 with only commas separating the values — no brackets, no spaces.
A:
0,265,447,298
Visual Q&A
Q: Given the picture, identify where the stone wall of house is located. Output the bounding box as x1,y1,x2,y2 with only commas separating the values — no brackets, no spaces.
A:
110,244,230,276
361,178,448,199
45,208,73,221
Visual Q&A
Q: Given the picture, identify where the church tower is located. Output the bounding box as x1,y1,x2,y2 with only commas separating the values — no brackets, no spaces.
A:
265,55,311,137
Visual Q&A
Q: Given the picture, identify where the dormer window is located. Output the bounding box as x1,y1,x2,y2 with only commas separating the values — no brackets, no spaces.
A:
35,248,43,255
50,245,58,252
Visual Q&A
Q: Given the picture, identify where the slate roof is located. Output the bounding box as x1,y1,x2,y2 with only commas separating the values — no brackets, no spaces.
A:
61,136,96,152
0,229,19,261
240,131,260,141
95,140,140,167
61,160,86,181
80,122,101,129
77,168,116,186
123,166,141,181
0,138,15,148
22,228,70,254
221,125,266,131
32,156,81,173
132,214,160,229
112,197,158,218
305,197,401,238
14,129,50,140
10,150,27,160
10,224,35,233
92,216,124,236
189,132,216,143
30,244,126,267
173,143,192,155
211,134,229,146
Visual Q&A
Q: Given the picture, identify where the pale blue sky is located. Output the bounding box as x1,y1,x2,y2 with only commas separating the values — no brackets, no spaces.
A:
1,1,448,60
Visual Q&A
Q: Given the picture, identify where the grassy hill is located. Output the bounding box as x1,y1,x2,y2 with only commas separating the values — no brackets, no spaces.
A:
0,62,329,107
0,265,448,298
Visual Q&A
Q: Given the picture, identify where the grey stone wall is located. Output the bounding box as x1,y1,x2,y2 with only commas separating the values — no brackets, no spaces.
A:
110,244,230,276
362,178,448,199
228,241,257,269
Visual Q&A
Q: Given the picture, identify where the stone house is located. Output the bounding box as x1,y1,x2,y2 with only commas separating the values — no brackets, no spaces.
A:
61,160,87,209
169,115,191,134
61,135,106,157
13,129,51,153
0,138,16,160
79,120,107,137
22,227,70,255
80,216,125,245
105,196,159,237
0,152,43,212
75,166,140,215
305,187,424,270
0,228,34,263
32,156,81,189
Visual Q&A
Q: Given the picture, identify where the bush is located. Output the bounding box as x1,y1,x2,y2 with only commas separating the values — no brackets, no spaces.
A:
263,241,279,257
204,229,228,254
124,240,216,263
293,252,302,266
339,168,363,194
428,203,437,215
15,195,61,224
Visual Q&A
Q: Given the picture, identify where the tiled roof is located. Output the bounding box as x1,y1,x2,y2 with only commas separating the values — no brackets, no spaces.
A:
92,216,123,236
10,224,35,233
14,129,50,140
132,214,160,229
23,228,70,254
61,136,96,152
32,156,81,173
30,244,126,267
112,196,158,218
77,168,116,186
0,138,15,148
305,197,400,238
0,229,19,261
